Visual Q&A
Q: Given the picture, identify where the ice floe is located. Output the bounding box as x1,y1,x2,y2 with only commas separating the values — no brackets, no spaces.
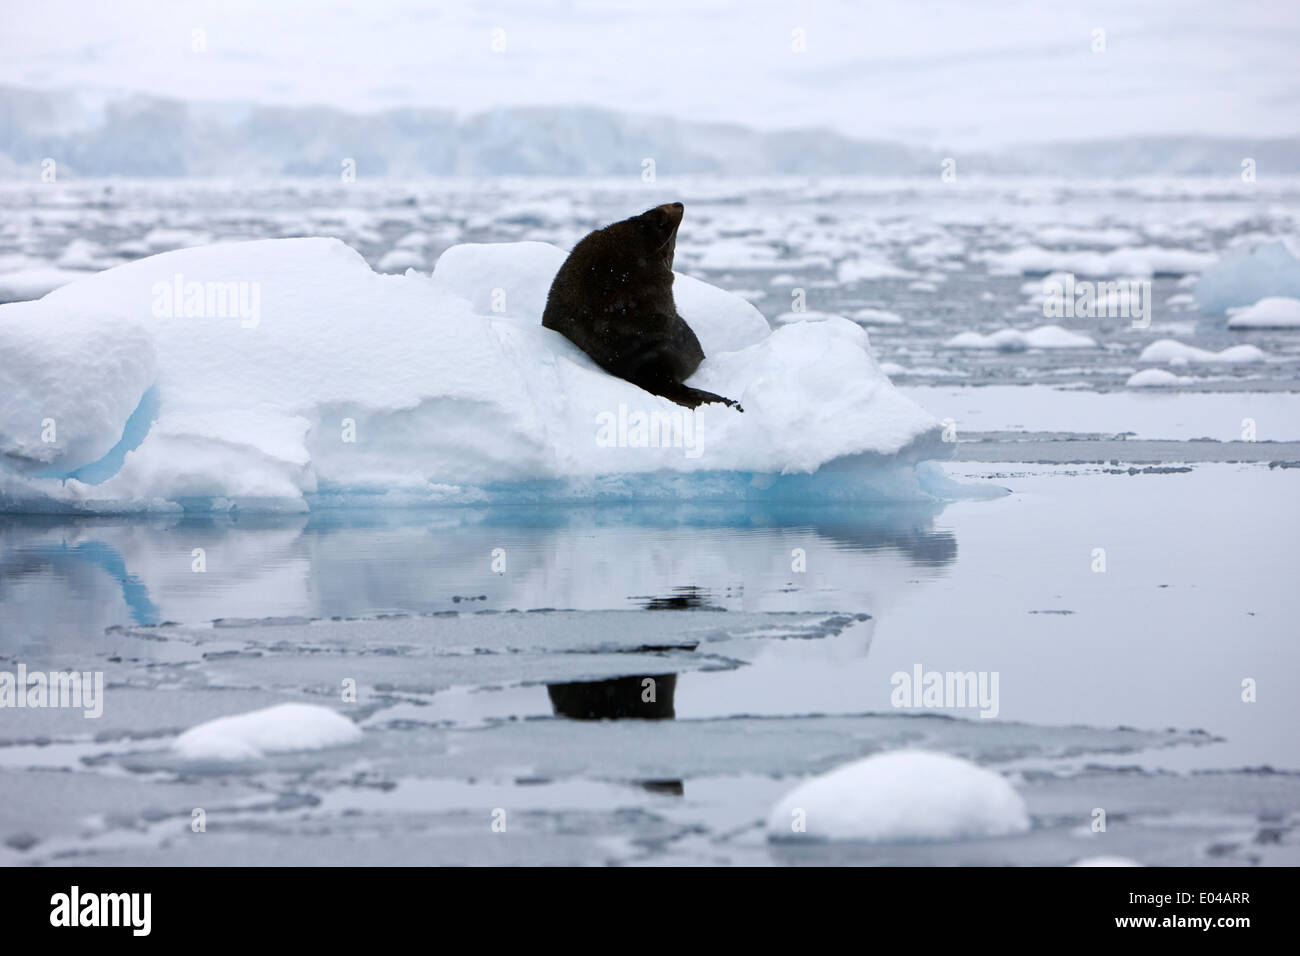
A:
0,237,948,512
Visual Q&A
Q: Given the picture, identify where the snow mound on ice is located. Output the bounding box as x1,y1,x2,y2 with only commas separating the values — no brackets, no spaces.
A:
944,325,1096,351
1227,296,1300,329
0,238,948,512
767,750,1030,843
1196,241,1300,314
1137,339,1268,364
173,703,361,761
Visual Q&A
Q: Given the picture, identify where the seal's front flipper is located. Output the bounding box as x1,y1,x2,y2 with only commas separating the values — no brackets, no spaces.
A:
649,381,744,413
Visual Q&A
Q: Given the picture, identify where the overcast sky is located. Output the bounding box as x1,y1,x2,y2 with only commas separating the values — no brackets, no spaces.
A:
2,0,1297,148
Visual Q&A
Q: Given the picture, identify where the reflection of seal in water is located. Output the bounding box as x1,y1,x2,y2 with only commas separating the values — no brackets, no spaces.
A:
542,203,742,411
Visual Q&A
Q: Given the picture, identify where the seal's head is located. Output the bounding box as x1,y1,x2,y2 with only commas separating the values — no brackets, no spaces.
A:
627,202,683,271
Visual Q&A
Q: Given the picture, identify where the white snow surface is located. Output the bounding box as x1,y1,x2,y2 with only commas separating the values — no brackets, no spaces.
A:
1227,296,1300,329
173,703,362,761
0,238,947,512
0,266,95,302
766,750,1030,843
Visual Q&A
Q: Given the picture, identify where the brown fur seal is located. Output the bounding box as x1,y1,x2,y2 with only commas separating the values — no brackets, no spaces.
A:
542,203,742,411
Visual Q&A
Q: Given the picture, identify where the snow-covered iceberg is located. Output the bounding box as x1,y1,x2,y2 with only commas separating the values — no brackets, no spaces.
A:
0,238,949,513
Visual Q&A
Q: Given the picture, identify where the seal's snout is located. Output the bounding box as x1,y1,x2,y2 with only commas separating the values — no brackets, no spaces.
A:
658,202,684,227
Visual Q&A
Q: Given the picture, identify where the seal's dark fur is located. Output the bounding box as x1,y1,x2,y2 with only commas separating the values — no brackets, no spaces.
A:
542,203,741,411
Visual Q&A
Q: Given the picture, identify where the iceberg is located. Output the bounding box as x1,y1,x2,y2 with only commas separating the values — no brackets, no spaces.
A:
0,238,949,513
1195,240,1300,314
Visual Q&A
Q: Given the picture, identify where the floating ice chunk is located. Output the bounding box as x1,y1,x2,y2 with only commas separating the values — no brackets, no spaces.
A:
1138,339,1267,364
766,750,1030,843
1028,225,1141,248
376,248,424,273
837,256,915,283
1071,856,1143,867
1196,241,1300,314
173,703,361,761
686,239,823,271
850,307,903,326
944,325,1096,351
142,227,211,252
57,238,107,270
0,266,94,302
1019,271,1074,297
1126,368,1187,387
982,246,1216,277
1226,296,1300,329
394,230,432,249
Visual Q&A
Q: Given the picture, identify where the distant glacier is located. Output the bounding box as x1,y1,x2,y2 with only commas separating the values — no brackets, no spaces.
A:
2,85,1298,179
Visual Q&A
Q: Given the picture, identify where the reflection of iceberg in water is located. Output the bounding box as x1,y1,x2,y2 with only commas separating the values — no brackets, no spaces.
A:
0,517,162,643
0,500,959,635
